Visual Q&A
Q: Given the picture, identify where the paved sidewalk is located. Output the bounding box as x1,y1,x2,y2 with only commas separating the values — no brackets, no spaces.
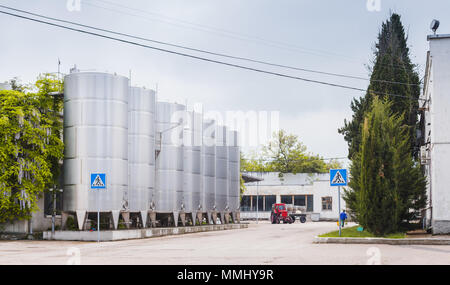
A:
314,236,450,245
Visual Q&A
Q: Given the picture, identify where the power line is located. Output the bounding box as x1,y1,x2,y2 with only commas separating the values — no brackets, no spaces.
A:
0,4,368,83
85,1,422,75
0,5,421,87
242,157,348,162
86,0,361,61
0,8,424,101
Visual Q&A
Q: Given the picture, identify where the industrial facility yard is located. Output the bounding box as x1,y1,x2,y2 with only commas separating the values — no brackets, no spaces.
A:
1,222,449,265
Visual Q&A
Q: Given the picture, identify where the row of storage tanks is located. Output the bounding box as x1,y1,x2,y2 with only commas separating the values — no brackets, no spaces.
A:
62,70,240,230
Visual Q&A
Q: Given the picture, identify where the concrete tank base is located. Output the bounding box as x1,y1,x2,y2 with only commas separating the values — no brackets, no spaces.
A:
42,224,248,242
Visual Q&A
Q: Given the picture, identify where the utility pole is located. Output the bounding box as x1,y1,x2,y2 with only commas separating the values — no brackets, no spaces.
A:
256,177,259,224
49,187,63,239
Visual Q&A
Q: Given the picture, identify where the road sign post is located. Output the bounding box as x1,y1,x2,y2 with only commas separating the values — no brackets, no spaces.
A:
338,186,341,237
91,173,106,243
330,169,347,237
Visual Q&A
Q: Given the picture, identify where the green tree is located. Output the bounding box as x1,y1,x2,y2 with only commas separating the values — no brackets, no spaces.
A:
240,130,342,174
344,98,426,235
239,174,246,201
264,130,341,174
240,151,272,172
339,13,421,159
0,74,64,223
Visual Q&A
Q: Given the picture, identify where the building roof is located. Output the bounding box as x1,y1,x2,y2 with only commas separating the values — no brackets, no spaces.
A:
243,172,329,186
427,34,450,41
242,173,264,183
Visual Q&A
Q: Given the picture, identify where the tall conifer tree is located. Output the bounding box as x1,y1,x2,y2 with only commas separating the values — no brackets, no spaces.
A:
339,13,421,159
345,98,426,235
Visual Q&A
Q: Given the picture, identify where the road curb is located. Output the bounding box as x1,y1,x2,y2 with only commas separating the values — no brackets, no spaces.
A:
314,236,450,245
43,224,248,242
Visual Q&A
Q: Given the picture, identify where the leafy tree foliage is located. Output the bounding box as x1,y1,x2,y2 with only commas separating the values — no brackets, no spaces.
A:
344,98,426,235
239,174,246,201
0,74,64,223
339,13,421,159
241,130,341,174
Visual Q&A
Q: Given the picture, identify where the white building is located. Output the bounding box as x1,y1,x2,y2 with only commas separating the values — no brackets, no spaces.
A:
420,33,450,234
0,82,12,90
241,172,346,221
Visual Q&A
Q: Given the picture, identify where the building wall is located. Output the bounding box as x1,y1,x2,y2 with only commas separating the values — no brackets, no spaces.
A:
242,172,346,220
0,82,12,90
423,35,450,234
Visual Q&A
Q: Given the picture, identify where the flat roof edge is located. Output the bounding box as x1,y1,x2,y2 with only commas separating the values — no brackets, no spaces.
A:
428,34,450,40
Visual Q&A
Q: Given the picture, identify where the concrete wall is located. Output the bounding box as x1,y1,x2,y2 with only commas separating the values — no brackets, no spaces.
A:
0,197,60,234
242,172,346,220
423,35,450,234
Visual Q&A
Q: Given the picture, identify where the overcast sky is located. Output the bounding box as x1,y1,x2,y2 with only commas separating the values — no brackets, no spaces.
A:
1,0,449,165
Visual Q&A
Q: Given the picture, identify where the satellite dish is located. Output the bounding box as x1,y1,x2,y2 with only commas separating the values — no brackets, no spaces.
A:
430,19,440,34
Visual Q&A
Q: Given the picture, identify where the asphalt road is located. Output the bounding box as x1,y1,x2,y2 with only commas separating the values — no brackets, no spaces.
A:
1,221,449,265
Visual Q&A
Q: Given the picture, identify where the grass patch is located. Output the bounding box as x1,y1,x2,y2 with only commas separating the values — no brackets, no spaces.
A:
319,225,405,239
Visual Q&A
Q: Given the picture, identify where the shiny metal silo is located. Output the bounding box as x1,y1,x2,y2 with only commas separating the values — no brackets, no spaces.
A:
128,87,155,227
182,111,194,219
215,125,229,223
192,111,203,223
155,102,185,226
201,119,216,224
182,111,203,225
228,130,240,223
63,71,129,230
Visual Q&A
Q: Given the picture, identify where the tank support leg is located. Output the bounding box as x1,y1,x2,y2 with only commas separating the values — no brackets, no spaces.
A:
149,212,156,228
207,212,212,225
225,212,231,224
121,212,130,229
197,212,203,225
180,212,186,227
212,212,218,225
111,210,120,230
140,211,148,228
191,213,196,226
231,212,237,224
220,212,225,224
75,210,86,231
173,212,179,227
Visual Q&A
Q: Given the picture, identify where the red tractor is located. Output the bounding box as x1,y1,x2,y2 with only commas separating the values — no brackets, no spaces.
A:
270,203,294,224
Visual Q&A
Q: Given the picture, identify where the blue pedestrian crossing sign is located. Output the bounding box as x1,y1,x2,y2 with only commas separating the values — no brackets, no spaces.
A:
330,169,347,186
90,173,106,189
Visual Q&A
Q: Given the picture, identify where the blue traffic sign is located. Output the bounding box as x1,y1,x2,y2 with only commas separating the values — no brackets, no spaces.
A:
330,169,347,186
90,173,106,189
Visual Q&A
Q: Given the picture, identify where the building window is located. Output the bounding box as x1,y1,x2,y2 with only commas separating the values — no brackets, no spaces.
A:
281,195,293,204
294,195,306,206
307,195,314,212
255,195,264,212
322,197,332,211
240,196,251,212
264,195,276,211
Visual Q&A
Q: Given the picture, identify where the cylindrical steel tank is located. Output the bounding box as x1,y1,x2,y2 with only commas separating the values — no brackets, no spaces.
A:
228,130,240,213
128,87,156,213
155,102,185,213
215,125,228,213
63,71,129,213
201,119,216,213
182,111,202,215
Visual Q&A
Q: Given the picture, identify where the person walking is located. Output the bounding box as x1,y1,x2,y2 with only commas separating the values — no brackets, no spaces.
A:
340,210,348,228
